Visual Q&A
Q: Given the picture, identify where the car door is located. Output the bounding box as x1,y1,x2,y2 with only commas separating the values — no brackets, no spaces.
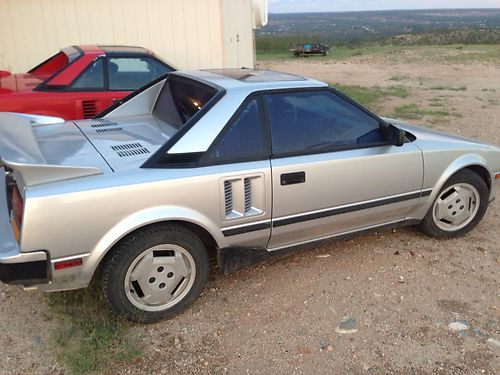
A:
265,89,424,250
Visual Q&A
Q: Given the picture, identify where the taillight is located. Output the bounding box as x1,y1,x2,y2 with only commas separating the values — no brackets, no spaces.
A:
11,185,24,226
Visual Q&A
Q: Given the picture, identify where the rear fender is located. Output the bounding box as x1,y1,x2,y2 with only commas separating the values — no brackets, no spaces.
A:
69,206,225,290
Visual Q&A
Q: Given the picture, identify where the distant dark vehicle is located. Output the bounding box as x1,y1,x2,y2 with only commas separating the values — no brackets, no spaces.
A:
290,43,329,57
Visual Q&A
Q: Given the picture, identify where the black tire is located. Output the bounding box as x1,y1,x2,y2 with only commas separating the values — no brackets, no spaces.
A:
419,169,489,238
102,224,209,323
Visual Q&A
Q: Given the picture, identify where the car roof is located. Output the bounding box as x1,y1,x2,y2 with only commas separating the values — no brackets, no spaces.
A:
98,45,151,56
172,69,327,92
74,45,151,56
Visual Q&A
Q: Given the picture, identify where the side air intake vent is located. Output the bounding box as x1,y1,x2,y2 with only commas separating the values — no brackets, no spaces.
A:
90,121,119,128
111,143,150,157
82,100,99,119
224,181,233,216
244,178,252,213
221,175,264,221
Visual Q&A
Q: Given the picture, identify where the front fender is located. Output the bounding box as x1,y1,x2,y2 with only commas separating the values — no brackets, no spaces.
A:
411,153,491,219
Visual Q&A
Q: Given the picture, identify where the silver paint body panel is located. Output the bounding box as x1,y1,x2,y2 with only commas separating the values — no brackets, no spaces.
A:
0,70,499,291
268,143,424,249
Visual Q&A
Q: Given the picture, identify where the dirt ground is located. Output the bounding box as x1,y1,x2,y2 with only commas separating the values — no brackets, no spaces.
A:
1,52,499,374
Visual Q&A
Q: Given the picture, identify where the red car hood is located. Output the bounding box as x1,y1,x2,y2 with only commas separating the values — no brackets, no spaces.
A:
0,73,46,93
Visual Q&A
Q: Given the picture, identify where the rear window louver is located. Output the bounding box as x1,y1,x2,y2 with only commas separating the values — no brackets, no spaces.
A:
111,142,150,157
90,121,119,128
90,121,123,134
95,127,124,134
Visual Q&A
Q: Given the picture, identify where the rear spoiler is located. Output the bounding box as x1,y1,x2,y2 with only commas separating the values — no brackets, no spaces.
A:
0,113,103,186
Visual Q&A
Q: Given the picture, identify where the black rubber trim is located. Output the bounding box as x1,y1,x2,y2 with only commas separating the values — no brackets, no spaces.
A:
222,221,271,237
273,191,425,228
0,260,49,286
422,189,432,197
221,190,432,237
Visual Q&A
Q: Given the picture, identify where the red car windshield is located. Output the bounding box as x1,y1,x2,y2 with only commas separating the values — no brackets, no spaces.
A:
29,52,69,76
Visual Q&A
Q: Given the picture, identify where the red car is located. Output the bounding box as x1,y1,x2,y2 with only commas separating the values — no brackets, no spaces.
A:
0,45,174,120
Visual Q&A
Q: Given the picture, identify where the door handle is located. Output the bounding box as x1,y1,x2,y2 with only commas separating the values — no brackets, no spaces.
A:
281,171,306,186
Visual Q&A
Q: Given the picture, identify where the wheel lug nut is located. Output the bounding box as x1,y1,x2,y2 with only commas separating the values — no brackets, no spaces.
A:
167,272,174,278
149,277,156,283
157,266,164,273
159,283,166,289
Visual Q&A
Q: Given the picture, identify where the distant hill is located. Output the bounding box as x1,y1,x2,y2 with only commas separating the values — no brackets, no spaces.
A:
256,9,500,48
384,28,500,45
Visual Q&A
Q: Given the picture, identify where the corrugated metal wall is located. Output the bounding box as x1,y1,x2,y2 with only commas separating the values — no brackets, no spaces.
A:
0,0,255,72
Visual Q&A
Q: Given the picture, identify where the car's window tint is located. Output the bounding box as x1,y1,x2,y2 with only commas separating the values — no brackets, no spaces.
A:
265,90,385,155
71,58,104,90
153,77,217,129
206,99,266,162
108,57,171,90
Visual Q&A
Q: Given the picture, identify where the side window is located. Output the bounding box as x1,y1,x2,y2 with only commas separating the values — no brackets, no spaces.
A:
265,90,385,155
206,98,267,163
108,57,171,90
70,58,104,90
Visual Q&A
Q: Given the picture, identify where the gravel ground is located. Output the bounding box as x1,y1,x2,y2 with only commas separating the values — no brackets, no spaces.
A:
1,51,499,374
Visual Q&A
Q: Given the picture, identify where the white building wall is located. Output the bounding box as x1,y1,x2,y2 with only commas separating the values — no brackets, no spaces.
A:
0,0,258,72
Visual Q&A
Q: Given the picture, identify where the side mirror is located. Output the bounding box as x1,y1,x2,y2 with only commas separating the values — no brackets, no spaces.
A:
388,124,405,147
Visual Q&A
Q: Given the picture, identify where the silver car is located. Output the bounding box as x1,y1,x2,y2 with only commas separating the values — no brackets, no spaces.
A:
1,69,499,323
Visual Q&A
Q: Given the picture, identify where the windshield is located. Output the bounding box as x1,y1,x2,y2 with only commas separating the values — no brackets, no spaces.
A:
153,77,217,129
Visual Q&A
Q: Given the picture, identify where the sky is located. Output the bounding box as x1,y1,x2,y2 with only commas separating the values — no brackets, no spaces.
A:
268,0,500,13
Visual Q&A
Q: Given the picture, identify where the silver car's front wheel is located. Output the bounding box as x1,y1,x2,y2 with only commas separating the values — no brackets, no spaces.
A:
420,169,489,238
102,224,209,323
432,183,480,231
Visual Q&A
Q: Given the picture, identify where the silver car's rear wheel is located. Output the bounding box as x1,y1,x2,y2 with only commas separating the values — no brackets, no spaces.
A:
419,169,488,238
102,224,209,323
125,244,196,312
432,183,480,231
